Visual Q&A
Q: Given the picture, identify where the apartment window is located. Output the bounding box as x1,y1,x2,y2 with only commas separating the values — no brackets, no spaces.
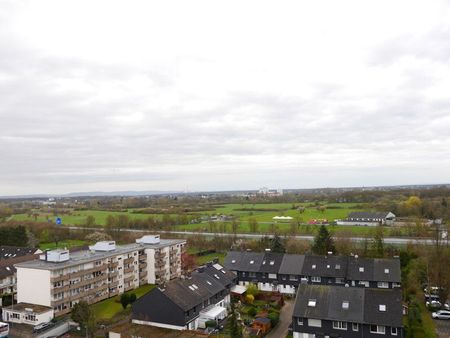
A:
335,277,344,284
333,321,347,330
289,275,298,281
378,282,389,288
391,327,398,335
352,323,359,331
12,313,20,319
281,275,287,280
268,273,277,279
311,276,321,283
297,318,303,325
359,281,369,287
307,319,322,327
370,325,385,334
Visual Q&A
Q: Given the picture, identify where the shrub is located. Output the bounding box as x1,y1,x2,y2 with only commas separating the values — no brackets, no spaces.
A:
268,312,280,327
245,294,255,304
247,307,257,317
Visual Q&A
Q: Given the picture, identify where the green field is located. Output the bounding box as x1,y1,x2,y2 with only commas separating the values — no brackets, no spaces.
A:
11,209,160,225
91,284,155,320
39,239,88,250
9,202,407,236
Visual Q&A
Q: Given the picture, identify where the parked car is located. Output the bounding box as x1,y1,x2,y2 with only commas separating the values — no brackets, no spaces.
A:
33,322,51,332
432,310,450,320
426,300,442,308
424,293,440,301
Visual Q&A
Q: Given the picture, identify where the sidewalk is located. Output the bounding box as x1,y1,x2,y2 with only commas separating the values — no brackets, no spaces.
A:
266,299,294,338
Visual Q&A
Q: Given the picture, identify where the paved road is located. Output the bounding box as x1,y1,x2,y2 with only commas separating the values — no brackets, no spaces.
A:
63,226,439,245
267,299,294,338
435,319,450,338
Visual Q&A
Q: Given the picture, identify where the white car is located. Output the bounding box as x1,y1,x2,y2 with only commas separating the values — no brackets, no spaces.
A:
432,310,450,320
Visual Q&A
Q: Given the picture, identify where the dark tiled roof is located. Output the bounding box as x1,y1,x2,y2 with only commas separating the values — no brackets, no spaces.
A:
0,264,15,279
302,255,347,278
293,284,403,327
202,264,236,287
364,288,403,327
347,257,374,281
159,269,230,311
347,212,392,219
260,252,284,274
279,254,305,275
0,246,40,260
223,251,264,272
373,258,401,282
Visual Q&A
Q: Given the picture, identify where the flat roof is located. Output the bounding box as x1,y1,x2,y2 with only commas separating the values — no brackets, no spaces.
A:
3,302,53,314
15,239,186,271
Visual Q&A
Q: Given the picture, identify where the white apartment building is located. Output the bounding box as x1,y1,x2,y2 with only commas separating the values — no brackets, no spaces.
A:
14,235,186,315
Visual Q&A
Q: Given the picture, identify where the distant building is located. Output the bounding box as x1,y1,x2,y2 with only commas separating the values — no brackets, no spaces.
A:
292,284,403,338
258,187,283,196
337,212,396,226
132,263,236,331
14,236,186,315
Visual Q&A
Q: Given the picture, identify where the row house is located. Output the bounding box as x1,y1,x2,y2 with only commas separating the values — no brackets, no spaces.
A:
14,235,186,316
292,284,403,338
132,263,236,331
224,251,401,295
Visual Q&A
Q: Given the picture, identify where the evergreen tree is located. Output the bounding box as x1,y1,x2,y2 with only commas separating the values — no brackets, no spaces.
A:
372,226,384,257
270,234,286,253
312,225,335,255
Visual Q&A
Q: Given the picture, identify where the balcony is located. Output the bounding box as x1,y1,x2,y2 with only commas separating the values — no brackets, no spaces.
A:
124,275,134,284
124,257,134,265
124,267,134,274
52,284,71,293
139,262,147,269
155,251,166,259
108,270,119,278
108,261,119,268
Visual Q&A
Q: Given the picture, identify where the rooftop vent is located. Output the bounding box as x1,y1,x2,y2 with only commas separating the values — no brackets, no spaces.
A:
308,299,316,307
359,267,364,272
379,304,386,312
89,241,116,252
384,268,390,274
136,235,160,245
40,249,70,262
342,301,349,309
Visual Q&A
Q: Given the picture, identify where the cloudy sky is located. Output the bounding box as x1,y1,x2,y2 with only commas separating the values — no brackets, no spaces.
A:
1,0,450,195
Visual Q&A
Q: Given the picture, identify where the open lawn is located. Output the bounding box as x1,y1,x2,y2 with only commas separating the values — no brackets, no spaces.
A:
91,284,155,320
187,247,227,265
9,202,411,236
39,239,87,250
10,209,162,226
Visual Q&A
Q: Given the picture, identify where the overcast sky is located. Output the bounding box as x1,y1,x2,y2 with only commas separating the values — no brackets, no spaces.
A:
1,0,450,195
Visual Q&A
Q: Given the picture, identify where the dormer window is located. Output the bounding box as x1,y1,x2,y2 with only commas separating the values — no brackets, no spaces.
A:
384,268,389,274
342,301,349,309
359,267,364,272
312,264,316,269
308,299,316,307
379,304,386,312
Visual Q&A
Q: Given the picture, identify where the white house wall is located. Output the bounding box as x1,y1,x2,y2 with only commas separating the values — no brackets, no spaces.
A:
17,268,51,306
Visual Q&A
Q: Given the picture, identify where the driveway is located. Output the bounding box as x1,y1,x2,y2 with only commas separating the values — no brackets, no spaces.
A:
267,299,295,338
